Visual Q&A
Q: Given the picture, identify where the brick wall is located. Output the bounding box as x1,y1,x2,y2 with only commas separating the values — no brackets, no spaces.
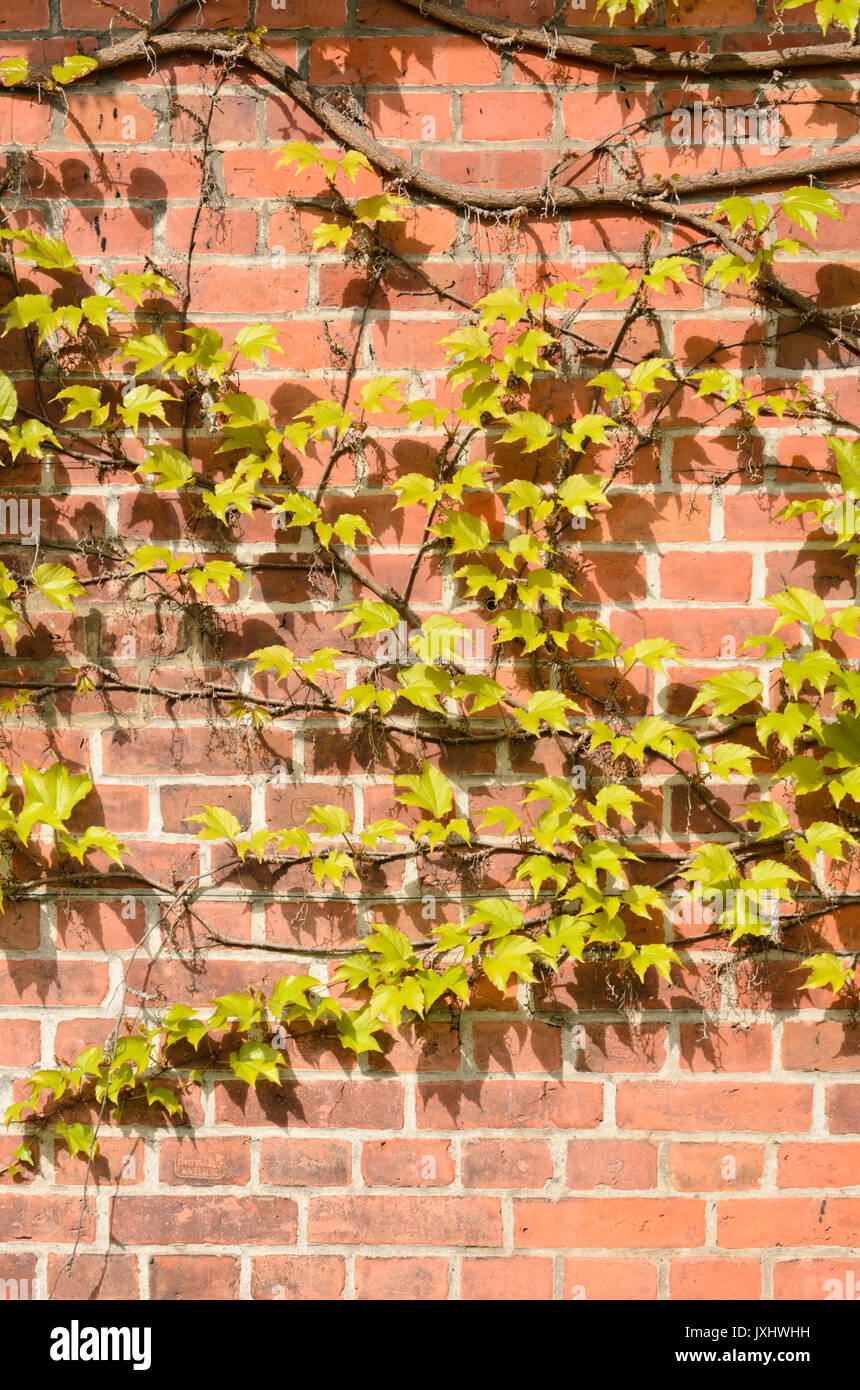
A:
0,0,858,1302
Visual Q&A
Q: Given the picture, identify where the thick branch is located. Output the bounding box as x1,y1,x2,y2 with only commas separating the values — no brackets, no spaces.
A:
393,0,860,75
12,32,860,215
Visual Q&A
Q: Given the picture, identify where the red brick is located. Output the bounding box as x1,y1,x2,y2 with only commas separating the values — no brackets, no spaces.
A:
562,91,653,142
111,1196,297,1246
361,1139,454,1186
308,1196,502,1246
461,91,554,141
668,1143,766,1192
103,726,292,777
572,1023,667,1073
718,1198,860,1248
47,1255,139,1301
777,1144,860,1190
0,98,52,145
417,1080,602,1129
0,962,108,1008
150,1255,239,1300
461,1256,553,1300
57,899,148,950
354,1257,447,1300
166,207,258,256
564,1257,658,1300
566,1139,658,1191
462,1139,553,1189
0,1019,40,1067
617,1082,812,1132
64,95,158,144
309,37,500,85
158,1137,250,1186
260,1138,351,1186
0,1195,95,1242
251,1255,345,1300
515,1198,706,1249
782,1020,860,1072
0,901,40,950
772,1258,860,1300
472,1021,562,1071
827,1086,860,1134
661,549,752,602
54,1136,145,1188
679,1023,773,1072
669,1257,762,1300
0,1254,38,1298
216,1079,403,1129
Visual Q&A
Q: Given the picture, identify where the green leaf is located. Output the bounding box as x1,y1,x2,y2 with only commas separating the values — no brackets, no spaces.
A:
269,974,319,1017
622,638,682,676
51,55,98,84
117,332,172,375
117,385,173,432
794,821,856,865
336,599,400,639
780,185,843,235
359,376,406,414
187,559,244,599
798,952,852,994
394,760,454,819
304,803,351,835
311,850,358,889
0,57,29,86
110,271,175,307
354,193,410,224
586,785,642,827
209,993,262,1031
513,853,568,898
688,670,763,718
616,941,680,983
500,411,556,454
232,322,283,365
0,371,17,423
482,934,538,990
137,444,194,491
55,1121,97,1159
3,230,76,271
821,713,860,765
740,799,791,841
53,384,110,429
1,292,52,334
713,197,771,235
766,587,830,638
143,1082,183,1116
229,1041,286,1088
474,288,527,328
431,511,491,554
81,294,124,333
562,415,618,453
336,1006,384,1055
60,826,125,865
492,609,545,654
463,898,525,939
513,690,579,737
0,418,58,460
32,563,85,612
185,804,243,843
557,473,608,517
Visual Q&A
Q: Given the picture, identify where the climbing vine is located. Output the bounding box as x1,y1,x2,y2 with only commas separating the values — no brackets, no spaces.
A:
1,0,859,1236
